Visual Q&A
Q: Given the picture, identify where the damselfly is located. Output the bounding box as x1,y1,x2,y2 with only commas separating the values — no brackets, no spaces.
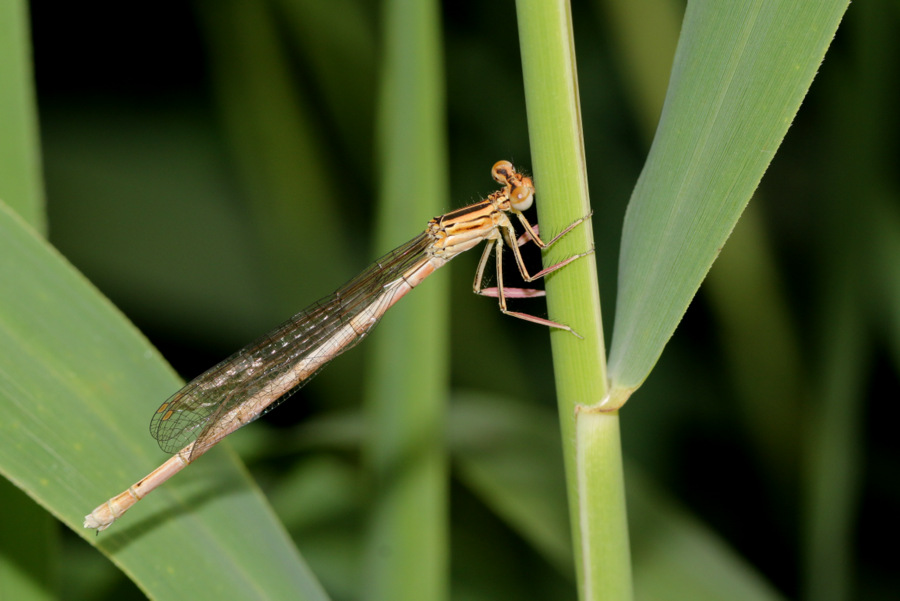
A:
84,160,591,531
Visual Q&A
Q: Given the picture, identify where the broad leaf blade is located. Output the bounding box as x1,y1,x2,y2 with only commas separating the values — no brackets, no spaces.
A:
607,1,849,398
0,202,329,600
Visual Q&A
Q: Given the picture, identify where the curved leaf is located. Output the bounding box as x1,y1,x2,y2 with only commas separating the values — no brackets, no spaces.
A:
0,202,329,600
607,0,850,401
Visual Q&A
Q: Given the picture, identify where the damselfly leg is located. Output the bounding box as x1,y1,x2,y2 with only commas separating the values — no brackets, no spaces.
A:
474,213,594,337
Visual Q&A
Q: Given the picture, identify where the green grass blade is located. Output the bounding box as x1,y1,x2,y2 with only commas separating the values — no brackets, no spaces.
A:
0,202,329,600
0,0,45,232
361,0,449,599
801,274,865,601
272,0,377,176
606,1,850,401
196,0,354,311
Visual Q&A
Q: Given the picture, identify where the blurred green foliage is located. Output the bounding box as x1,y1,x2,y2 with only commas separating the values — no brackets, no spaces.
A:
0,0,896,599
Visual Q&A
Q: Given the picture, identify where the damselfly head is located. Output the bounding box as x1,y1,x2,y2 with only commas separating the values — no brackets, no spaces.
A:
491,160,535,212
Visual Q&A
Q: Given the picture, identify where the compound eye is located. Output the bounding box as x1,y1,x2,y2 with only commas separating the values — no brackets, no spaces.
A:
509,178,534,211
491,160,515,184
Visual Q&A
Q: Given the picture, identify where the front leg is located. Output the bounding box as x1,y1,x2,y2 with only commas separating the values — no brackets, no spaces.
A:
514,211,593,249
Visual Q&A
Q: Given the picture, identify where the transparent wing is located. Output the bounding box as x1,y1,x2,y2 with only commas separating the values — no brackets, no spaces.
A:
149,232,434,456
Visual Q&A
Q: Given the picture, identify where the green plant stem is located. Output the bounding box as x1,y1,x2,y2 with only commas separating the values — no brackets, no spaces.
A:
515,1,627,599
362,0,449,599
576,410,630,599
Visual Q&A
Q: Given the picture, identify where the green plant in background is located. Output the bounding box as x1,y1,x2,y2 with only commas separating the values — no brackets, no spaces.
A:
3,0,894,600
